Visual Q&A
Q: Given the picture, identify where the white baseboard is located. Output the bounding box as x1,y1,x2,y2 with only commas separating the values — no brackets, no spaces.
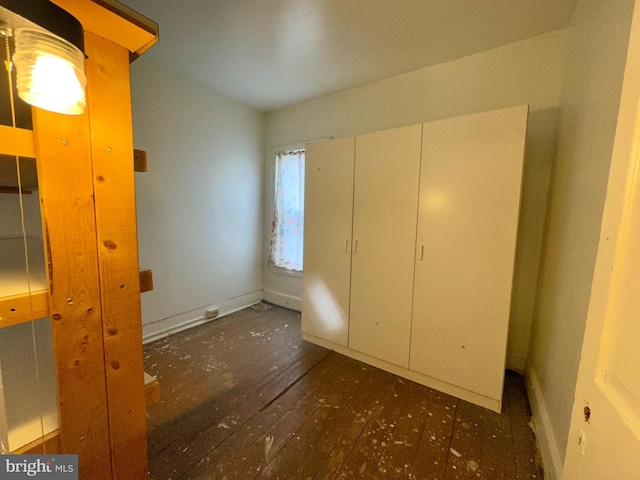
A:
506,352,528,374
262,289,302,311
303,333,502,413
525,365,564,480
142,290,263,344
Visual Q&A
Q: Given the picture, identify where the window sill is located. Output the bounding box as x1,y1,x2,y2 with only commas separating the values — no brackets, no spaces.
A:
268,266,303,278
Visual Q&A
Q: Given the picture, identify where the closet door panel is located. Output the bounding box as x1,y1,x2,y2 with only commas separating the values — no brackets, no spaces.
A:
302,137,355,346
410,106,528,401
349,125,421,367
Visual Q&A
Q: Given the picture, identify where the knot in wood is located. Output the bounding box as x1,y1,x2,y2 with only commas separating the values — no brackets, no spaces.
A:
104,239,118,250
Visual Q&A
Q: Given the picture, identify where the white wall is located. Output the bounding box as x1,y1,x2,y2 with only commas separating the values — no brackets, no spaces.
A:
526,1,636,478
0,191,41,239
0,318,57,451
130,59,266,341
0,190,56,452
264,31,567,372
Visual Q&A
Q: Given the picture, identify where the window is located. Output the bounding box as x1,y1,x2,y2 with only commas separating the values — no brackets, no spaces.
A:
268,148,305,271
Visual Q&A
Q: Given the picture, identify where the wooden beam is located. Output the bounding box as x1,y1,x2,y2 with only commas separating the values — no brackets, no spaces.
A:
50,0,158,60
85,32,149,479
133,149,147,172
139,270,153,293
33,107,112,478
0,291,49,329
0,126,35,158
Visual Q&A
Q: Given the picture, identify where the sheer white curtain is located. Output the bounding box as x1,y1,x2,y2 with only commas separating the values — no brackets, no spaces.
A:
269,149,305,271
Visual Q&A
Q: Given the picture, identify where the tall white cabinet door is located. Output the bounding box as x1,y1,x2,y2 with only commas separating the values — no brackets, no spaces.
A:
349,125,422,367
410,106,528,402
302,137,355,346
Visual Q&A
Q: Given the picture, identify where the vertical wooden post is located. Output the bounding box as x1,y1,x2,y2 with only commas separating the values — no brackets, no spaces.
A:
33,110,113,478
84,32,149,479
33,32,149,480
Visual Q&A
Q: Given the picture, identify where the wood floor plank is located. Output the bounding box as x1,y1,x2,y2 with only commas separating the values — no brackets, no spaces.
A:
177,352,347,479
254,356,376,479
409,389,457,479
213,354,356,480
149,345,329,479
369,383,444,480
148,339,324,458
146,308,302,426
505,372,543,479
143,305,543,480
444,400,485,479
146,308,314,458
311,365,394,480
332,375,414,479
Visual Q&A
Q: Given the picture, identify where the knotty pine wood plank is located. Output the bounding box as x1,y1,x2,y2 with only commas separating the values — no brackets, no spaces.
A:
0,290,49,329
84,32,149,480
33,107,112,478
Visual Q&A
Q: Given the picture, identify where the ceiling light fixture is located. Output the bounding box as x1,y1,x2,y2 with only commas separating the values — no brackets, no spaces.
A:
0,0,86,115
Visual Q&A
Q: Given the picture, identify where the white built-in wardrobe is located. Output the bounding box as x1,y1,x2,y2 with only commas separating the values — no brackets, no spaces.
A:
302,105,528,412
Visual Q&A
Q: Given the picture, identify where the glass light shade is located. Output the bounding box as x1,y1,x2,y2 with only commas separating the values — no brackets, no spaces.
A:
13,28,87,115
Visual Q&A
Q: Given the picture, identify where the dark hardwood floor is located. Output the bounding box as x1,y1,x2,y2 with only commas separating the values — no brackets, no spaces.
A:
144,304,543,480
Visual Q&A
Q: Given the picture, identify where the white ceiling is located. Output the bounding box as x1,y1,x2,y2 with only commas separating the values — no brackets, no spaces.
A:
123,0,578,113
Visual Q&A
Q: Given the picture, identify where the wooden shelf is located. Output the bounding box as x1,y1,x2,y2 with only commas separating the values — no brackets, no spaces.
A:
0,269,155,329
11,430,61,455
0,290,49,329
